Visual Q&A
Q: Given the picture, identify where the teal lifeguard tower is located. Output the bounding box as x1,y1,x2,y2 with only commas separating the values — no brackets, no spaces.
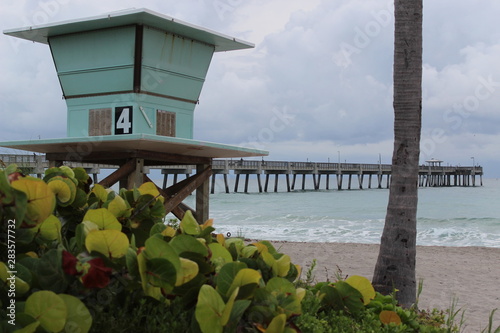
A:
2,8,267,222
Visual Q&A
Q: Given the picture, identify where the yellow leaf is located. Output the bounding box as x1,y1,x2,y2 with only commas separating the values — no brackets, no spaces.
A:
345,275,376,305
161,226,177,237
251,242,269,254
201,218,214,229
91,184,109,202
266,314,286,333
227,268,262,298
85,230,129,258
81,221,99,236
83,208,121,231
138,182,164,203
216,233,225,247
175,258,199,286
273,254,291,277
39,215,62,241
296,288,306,302
11,177,56,225
47,176,76,206
107,195,130,218
380,310,402,325
25,252,38,258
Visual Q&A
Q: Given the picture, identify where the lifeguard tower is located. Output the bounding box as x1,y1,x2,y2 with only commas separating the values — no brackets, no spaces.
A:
1,8,267,223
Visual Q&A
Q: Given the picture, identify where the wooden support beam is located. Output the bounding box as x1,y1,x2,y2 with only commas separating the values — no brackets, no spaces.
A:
127,158,144,189
274,174,279,192
149,166,212,223
286,174,291,192
234,174,240,192
257,174,263,193
244,174,250,193
264,174,270,192
146,175,197,221
223,174,229,193
211,174,216,194
196,164,211,224
99,158,137,188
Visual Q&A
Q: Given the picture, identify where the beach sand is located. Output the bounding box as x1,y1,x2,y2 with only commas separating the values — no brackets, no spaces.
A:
271,242,500,332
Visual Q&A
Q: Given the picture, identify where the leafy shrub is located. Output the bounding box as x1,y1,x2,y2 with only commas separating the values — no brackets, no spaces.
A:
0,164,495,333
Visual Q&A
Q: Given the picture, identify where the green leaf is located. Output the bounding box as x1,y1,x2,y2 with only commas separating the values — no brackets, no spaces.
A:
227,268,261,300
85,230,129,259
0,262,30,296
144,237,181,274
83,208,121,231
216,262,247,298
125,247,140,280
13,319,40,333
38,250,68,293
58,294,92,333
221,287,239,326
25,291,67,333
170,234,208,257
208,243,233,271
321,281,364,315
179,210,201,236
195,285,225,333
224,299,251,333
137,252,162,300
70,188,88,209
145,258,177,291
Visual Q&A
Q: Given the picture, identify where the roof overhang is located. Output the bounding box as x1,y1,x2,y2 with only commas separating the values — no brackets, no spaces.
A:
3,8,254,52
0,134,267,160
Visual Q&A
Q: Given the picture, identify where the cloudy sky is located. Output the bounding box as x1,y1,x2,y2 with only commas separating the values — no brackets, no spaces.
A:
1,0,499,177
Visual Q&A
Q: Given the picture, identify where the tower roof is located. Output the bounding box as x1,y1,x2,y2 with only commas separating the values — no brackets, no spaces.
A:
3,8,254,52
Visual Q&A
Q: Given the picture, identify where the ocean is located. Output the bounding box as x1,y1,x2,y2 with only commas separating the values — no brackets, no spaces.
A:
175,176,500,248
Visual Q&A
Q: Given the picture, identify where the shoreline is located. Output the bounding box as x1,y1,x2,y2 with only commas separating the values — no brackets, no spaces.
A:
268,241,500,332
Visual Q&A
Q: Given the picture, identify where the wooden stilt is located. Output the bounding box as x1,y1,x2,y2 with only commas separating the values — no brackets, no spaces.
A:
244,174,250,193
211,174,216,194
195,164,210,224
223,174,229,193
234,174,240,192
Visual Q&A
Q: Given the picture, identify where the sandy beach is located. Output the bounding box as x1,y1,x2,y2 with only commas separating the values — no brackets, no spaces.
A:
271,242,500,332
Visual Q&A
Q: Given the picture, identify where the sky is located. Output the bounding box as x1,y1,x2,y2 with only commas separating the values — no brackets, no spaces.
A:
1,0,499,177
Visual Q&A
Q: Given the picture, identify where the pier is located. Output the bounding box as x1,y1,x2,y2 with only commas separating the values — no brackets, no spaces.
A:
1,154,483,193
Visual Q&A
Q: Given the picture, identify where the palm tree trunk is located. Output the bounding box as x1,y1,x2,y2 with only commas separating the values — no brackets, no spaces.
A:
372,0,423,308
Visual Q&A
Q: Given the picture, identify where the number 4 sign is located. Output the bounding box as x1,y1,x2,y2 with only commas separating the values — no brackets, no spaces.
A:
115,106,133,135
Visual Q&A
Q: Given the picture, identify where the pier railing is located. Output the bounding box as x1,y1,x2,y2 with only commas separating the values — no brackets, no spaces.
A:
0,154,483,192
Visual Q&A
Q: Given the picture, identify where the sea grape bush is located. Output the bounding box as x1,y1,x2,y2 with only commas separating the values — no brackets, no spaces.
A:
0,165,461,332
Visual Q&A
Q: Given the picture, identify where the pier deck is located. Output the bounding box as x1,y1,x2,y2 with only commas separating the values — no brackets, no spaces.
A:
0,154,483,193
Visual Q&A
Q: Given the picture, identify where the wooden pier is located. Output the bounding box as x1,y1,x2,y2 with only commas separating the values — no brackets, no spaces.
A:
1,154,483,193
